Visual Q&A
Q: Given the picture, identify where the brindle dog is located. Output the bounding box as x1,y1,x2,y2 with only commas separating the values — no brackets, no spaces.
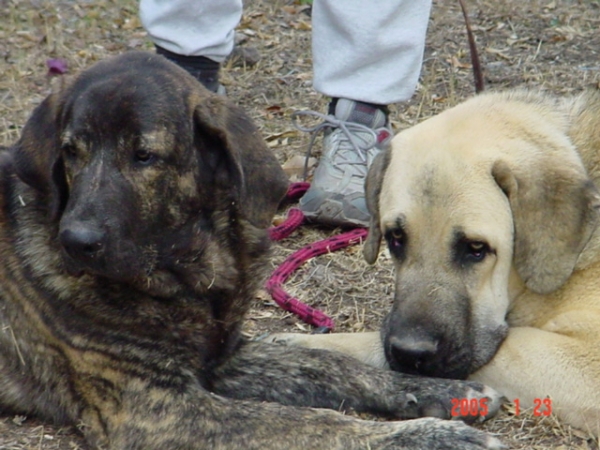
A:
0,52,503,449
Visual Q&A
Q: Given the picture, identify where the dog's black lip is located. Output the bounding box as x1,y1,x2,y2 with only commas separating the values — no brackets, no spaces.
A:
61,247,159,289
384,335,473,380
66,266,85,277
61,251,85,277
61,250,114,280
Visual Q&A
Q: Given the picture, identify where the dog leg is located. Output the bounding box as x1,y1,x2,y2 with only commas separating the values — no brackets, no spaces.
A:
263,330,388,368
211,340,502,423
100,379,505,450
470,323,600,435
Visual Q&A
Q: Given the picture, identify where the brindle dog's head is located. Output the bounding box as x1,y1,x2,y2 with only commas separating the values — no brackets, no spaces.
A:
11,51,288,296
363,90,600,379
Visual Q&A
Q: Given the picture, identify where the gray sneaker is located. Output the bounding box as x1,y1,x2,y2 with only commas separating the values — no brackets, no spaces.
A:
294,99,392,227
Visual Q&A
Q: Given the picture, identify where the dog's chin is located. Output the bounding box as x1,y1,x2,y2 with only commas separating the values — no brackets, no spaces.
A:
387,356,473,380
469,323,509,373
61,251,147,284
383,339,474,380
63,259,85,278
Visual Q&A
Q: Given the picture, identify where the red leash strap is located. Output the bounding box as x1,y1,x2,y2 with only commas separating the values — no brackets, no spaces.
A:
268,208,304,241
266,183,368,330
268,182,309,241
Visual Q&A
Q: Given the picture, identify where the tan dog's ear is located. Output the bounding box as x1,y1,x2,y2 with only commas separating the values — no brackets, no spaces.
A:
194,95,288,228
11,91,69,218
363,149,391,264
492,159,600,294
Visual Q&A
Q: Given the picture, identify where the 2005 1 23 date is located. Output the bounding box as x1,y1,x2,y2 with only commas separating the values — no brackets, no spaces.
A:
450,397,553,417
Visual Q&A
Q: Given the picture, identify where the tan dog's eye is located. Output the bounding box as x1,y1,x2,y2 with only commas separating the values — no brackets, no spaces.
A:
466,241,489,262
454,239,491,267
385,228,406,257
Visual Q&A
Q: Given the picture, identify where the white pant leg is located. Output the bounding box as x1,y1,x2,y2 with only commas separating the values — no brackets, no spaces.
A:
312,0,432,104
139,0,242,63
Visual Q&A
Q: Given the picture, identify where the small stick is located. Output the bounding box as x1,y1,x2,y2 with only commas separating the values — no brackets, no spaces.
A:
458,0,485,93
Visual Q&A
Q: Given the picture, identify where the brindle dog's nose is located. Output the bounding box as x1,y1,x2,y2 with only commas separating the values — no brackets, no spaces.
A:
60,224,105,260
388,334,439,375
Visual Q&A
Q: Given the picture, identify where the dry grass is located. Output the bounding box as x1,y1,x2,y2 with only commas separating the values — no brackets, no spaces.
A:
1,0,600,448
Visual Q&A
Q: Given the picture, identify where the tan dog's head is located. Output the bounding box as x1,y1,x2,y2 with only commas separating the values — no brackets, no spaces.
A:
364,91,600,379
11,51,288,297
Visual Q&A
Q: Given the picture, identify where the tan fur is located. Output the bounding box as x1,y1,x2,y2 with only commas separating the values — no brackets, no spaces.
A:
269,86,600,435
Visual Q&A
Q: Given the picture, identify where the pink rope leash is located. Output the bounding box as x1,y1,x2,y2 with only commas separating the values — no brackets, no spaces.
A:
266,182,368,330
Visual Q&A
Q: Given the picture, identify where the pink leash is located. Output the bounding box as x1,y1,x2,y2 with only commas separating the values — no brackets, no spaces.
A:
266,183,368,330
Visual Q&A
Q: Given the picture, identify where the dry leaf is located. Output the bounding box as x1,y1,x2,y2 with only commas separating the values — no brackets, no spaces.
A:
486,47,512,60
282,154,316,177
265,130,297,141
290,20,311,31
448,56,471,69
255,289,270,301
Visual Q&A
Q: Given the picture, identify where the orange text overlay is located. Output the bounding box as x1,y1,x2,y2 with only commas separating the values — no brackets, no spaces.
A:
450,398,553,417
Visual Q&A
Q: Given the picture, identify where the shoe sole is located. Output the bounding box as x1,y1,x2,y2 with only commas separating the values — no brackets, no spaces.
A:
301,197,369,228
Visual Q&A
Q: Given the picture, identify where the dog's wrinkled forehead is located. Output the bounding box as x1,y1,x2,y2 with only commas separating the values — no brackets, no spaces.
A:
380,134,513,247
381,148,458,222
60,52,196,146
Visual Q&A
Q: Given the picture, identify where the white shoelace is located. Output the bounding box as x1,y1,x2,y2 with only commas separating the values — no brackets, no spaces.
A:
291,110,378,179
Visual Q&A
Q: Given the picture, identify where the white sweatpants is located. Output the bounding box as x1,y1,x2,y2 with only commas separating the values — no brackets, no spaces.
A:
139,0,431,104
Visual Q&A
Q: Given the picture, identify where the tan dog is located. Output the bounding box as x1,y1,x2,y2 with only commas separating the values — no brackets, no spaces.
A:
269,86,600,435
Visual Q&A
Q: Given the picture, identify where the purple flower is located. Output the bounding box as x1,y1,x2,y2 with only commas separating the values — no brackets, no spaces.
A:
46,58,68,76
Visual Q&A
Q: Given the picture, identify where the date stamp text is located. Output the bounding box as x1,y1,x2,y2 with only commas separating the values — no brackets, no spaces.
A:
450,397,553,418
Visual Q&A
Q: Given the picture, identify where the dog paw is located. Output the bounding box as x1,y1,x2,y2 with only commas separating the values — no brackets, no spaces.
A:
387,418,506,450
398,378,505,424
460,384,504,423
449,382,504,424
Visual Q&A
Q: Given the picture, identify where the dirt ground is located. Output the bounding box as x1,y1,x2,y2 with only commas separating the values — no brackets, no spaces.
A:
1,0,600,448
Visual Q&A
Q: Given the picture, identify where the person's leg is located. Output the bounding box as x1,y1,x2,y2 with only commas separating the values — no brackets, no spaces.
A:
312,1,431,104
299,0,432,227
139,0,242,92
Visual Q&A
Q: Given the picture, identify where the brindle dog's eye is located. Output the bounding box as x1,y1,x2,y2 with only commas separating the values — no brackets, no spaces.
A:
61,143,77,158
134,149,156,165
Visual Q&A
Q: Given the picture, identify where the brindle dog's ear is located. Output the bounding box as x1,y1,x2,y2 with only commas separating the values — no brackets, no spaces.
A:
194,95,288,228
493,159,600,294
363,149,391,265
11,91,68,218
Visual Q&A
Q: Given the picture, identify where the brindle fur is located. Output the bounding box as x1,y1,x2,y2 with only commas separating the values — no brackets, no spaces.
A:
0,52,503,450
